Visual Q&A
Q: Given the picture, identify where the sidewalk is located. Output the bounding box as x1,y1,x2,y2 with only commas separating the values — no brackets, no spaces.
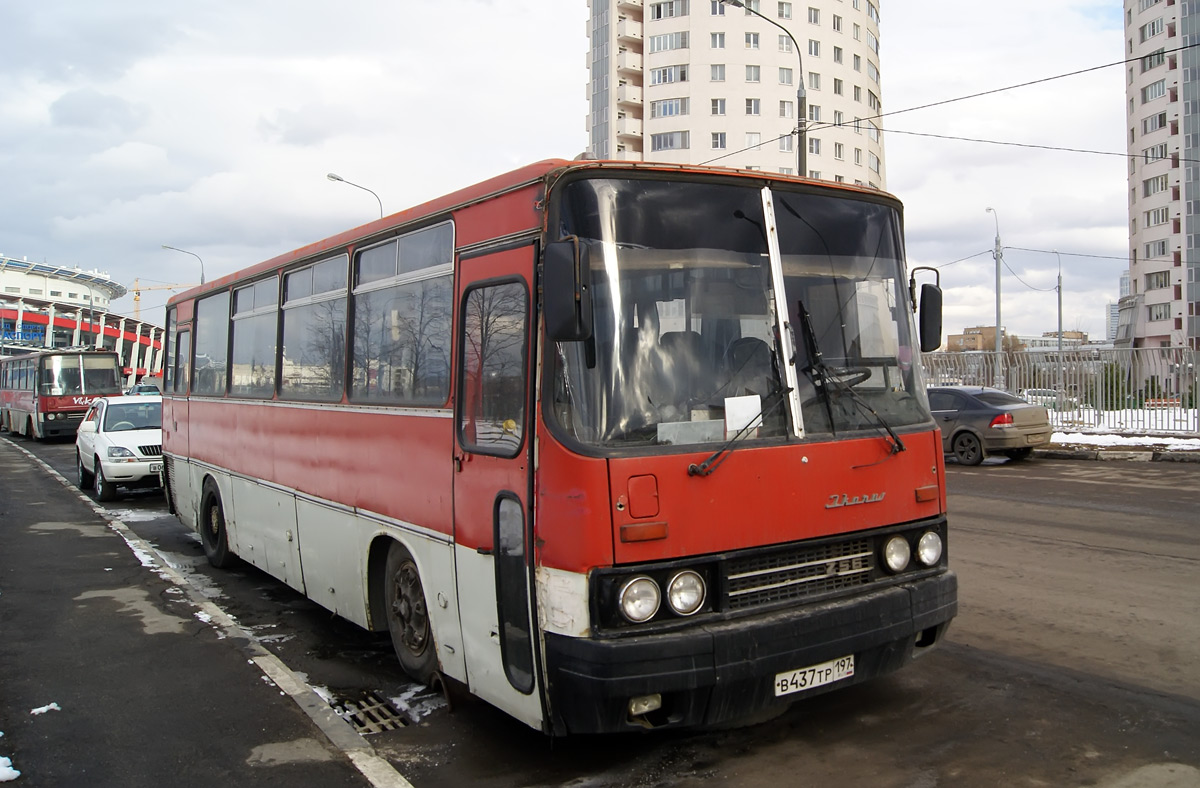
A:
0,440,392,787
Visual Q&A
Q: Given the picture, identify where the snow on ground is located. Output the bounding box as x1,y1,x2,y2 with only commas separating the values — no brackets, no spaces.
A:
0,730,16,783
1052,432,1200,451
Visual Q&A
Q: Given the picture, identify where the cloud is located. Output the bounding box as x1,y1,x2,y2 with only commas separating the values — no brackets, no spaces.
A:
50,88,147,131
0,1,1131,341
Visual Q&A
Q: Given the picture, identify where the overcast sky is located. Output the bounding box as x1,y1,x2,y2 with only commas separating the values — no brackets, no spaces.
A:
1,1,1129,340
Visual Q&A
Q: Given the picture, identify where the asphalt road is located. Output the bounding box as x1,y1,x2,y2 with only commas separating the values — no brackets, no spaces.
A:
4,436,1199,788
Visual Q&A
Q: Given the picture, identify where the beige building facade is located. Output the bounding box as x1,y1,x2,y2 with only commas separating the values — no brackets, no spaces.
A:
586,0,887,187
1121,0,1198,349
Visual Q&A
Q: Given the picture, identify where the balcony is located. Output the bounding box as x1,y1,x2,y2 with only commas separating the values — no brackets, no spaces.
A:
617,0,643,10
616,50,643,75
615,115,643,140
617,82,643,107
616,16,642,45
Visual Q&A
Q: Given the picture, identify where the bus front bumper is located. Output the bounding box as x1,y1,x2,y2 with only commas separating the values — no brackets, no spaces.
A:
542,570,956,735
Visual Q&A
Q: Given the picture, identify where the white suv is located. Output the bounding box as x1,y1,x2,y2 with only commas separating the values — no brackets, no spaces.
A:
75,395,163,501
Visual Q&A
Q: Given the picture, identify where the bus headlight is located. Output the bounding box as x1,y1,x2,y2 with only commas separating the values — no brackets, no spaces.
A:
666,570,706,616
883,536,911,573
916,532,943,566
618,576,660,623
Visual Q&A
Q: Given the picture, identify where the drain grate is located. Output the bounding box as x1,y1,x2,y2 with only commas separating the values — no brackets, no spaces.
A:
331,690,409,734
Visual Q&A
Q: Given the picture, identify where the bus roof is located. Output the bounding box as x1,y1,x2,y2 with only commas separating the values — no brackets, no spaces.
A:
166,158,899,310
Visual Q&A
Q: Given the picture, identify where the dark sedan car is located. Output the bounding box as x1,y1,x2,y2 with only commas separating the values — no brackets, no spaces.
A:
927,386,1052,465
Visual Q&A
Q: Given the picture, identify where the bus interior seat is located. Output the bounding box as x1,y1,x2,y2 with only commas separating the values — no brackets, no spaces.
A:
724,336,774,398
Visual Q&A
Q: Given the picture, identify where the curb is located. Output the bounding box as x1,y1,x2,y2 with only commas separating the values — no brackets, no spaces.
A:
1035,447,1200,463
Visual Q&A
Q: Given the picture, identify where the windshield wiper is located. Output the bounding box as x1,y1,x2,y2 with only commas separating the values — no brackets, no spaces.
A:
796,300,905,457
797,300,838,435
687,387,789,477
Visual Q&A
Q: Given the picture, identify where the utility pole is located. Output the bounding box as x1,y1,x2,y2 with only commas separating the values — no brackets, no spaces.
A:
722,0,806,175
986,208,1004,389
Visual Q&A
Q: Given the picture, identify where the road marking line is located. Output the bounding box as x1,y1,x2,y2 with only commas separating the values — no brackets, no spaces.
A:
11,440,415,788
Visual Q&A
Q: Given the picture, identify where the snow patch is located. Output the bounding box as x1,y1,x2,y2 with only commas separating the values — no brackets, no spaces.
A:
390,685,447,722
30,702,61,715
1053,432,1200,450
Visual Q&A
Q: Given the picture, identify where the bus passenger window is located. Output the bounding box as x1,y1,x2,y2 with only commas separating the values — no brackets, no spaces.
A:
459,282,528,456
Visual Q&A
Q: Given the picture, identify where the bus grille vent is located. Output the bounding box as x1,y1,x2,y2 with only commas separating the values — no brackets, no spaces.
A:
725,538,874,610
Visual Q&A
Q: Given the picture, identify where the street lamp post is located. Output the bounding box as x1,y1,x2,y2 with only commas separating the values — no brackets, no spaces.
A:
721,0,806,175
986,207,1004,389
327,173,384,219
161,245,206,285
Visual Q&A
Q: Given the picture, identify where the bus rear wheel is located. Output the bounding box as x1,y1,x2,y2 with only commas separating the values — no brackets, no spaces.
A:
200,482,234,568
385,542,437,685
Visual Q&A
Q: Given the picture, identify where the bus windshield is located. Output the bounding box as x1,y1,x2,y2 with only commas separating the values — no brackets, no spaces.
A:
548,176,930,449
39,354,123,396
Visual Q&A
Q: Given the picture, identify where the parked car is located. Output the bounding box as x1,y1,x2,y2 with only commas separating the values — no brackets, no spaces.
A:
1019,388,1079,411
927,386,1052,466
125,382,162,396
75,395,163,501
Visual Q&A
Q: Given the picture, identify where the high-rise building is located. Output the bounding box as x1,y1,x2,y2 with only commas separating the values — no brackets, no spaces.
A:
586,0,887,187
1121,0,1198,349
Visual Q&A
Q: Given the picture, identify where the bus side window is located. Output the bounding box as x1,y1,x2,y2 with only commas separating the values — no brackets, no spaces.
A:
175,330,191,394
458,281,529,456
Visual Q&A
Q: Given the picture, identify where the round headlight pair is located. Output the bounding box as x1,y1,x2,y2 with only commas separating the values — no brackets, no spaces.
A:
618,570,707,623
883,532,944,573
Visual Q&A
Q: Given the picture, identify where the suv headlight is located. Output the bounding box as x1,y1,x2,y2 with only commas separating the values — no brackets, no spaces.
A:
107,446,136,459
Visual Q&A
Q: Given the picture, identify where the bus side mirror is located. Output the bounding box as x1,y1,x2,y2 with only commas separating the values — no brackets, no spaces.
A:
543,237,593,341
918,283,943,353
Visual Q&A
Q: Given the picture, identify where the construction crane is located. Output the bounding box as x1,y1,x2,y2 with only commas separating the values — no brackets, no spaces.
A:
132,278,198,320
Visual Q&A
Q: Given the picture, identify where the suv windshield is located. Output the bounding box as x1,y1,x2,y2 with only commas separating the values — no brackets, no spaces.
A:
547,175,931,450
103,401,162,431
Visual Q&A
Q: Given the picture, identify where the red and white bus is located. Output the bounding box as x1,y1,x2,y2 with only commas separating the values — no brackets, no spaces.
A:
0,347,124,439
162,159,955,735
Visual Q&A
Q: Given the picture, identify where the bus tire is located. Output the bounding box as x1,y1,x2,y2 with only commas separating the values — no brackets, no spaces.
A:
200,482,234,568
77,451,93,489
93,459,116,502
384,541,437,685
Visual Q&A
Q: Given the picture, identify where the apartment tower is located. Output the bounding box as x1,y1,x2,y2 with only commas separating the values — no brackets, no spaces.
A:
1122,0,1199,349
586,0,887,187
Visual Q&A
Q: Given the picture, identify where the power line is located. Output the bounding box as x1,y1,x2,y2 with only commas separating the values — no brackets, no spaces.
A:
878,128,1163,162
699,42,1200,171
933,250,992,269
809,40,1200,134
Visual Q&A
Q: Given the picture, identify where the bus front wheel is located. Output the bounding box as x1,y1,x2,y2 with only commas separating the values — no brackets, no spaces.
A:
200,482,234,568
385,541,437,685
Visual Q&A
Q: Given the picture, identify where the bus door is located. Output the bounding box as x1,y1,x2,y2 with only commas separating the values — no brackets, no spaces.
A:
452,244,541,728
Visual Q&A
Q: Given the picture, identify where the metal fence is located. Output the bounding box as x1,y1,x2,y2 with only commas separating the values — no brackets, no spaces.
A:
921,347,1200,438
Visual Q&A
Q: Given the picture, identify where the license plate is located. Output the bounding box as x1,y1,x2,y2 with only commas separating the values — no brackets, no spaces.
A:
150,463,162,473
774,655,855,697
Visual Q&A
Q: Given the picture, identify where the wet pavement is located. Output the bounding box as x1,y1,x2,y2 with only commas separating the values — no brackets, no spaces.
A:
0,438,401,787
